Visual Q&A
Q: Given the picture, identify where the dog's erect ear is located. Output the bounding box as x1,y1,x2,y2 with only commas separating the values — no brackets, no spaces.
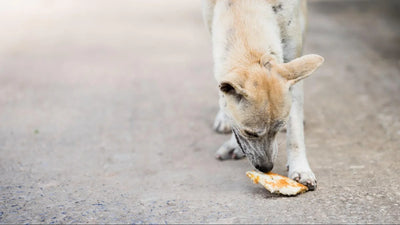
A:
280,54,324,85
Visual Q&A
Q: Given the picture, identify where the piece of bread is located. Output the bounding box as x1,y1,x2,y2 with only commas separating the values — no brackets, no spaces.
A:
246,171,308,196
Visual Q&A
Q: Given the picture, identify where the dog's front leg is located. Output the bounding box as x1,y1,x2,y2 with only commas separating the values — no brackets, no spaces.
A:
286,81,317,190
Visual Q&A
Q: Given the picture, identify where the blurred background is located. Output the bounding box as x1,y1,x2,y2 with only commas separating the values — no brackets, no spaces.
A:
0,0,399,223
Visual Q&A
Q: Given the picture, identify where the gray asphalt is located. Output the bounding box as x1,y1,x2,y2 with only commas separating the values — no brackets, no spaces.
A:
0,0,399,224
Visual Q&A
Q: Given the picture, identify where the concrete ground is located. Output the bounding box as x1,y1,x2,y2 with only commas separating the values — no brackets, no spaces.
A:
0,0,399,224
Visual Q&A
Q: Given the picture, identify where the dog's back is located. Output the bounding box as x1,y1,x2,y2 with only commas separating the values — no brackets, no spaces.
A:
203,0,307,66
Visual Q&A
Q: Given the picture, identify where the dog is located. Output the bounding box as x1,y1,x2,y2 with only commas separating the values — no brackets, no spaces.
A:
202,0,324,190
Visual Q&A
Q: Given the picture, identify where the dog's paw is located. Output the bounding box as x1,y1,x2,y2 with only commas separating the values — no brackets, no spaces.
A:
288,168,317,191
215,146,245,160
215,135,245,160
213,110,232,133
232,147,245,159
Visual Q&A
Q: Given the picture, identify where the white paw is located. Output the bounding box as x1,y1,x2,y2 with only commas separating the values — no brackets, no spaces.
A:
288,167,317,190
215,134,245,160
232,147,245,159
213,110,232,133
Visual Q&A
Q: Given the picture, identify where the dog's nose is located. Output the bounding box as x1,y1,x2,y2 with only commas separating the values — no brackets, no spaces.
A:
255,163,274,173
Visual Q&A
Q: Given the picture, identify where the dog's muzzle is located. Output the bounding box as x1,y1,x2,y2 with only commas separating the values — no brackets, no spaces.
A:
233,128,276,173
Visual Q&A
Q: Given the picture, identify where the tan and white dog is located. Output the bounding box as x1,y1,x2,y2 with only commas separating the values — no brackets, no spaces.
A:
202,0,324,190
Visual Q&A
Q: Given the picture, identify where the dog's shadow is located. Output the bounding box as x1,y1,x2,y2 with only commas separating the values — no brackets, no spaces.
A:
247,185,299,199
248,185,282,199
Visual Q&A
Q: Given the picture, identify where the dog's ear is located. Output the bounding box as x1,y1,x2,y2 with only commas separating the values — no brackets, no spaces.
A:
280,54,324,85
219,80,248,101
219,81,236,94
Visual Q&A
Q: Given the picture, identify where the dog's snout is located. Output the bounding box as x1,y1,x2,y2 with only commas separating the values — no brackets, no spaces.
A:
255,162,274,173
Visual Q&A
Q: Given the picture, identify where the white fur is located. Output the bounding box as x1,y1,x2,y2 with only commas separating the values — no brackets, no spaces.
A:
286,81,316,187
203,0,318,189
213,109,232,133
216,133,245,160
211,0,284,80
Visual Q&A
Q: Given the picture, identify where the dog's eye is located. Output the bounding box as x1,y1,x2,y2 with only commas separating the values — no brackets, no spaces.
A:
244,130,259,138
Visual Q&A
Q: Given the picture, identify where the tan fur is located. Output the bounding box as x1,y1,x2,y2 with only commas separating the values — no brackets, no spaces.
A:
203,0,324,188
220,53,323,135
210,0,323,132
220,62,290,133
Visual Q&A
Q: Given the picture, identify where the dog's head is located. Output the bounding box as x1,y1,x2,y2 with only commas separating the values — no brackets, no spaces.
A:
219,54,324,172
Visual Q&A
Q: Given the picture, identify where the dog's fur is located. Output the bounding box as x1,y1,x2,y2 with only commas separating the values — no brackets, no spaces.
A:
202,0,324,190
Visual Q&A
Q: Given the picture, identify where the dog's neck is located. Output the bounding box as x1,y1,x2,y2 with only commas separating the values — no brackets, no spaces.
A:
212,0,284,81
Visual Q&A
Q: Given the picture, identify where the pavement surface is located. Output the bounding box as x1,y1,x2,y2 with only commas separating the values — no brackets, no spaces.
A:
0,0,400,224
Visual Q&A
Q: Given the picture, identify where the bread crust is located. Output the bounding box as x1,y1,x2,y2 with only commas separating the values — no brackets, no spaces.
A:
246,171,308,196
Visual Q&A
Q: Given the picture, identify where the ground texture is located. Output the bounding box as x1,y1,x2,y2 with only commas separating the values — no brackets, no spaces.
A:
0,0,399,223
